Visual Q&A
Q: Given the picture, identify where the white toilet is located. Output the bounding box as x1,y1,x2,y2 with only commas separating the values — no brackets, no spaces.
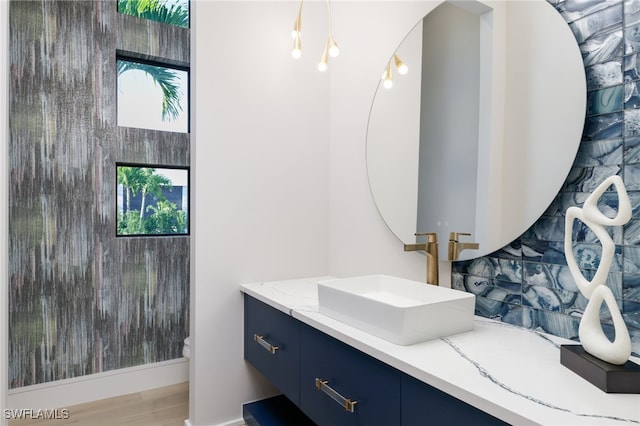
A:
182,336,191,359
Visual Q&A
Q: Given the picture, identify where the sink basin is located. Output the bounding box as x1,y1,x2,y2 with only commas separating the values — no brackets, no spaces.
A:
317,275,475,345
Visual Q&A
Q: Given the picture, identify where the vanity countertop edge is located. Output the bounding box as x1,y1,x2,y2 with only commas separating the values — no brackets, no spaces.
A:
240,276,640,426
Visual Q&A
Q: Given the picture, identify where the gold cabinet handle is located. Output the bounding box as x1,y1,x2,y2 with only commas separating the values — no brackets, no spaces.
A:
253,334,279,354
315,378,357,413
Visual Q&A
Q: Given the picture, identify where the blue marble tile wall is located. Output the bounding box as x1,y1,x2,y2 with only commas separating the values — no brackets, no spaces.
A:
452,0,640,356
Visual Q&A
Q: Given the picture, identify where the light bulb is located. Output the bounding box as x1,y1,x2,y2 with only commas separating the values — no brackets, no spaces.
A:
318,61,328,72
328,38,339,58
382,63,393,89
394,54,408,75
292,35,302,59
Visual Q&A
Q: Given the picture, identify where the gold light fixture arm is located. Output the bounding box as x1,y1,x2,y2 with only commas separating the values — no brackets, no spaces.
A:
292,0,303,38
291,0,304,59
291,0,340,70
318,0,339,70
325,0,339,57
382,54,407,89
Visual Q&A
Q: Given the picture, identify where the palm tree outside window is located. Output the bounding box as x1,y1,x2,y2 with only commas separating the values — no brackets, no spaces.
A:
117,0,190,133
117,165,189,236
118,0,189,28
117,59,189,133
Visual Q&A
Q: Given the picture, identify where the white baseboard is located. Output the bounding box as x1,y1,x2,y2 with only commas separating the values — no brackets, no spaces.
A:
7,358,189,410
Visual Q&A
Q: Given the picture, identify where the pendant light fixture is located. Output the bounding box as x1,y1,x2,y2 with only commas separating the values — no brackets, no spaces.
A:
382,62,393,89
382,54,408,89
291,0,303,59
291,0,339,72
394,54,408,75
318,42,329,72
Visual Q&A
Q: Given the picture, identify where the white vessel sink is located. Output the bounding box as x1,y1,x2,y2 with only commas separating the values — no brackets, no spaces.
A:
317,275,475,345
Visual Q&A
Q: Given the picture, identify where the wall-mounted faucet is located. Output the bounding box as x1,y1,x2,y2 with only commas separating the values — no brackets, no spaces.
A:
404,232,439,285
448,232,479,261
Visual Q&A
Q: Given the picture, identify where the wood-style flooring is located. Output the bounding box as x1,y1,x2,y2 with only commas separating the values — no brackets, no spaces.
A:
8,382,189,426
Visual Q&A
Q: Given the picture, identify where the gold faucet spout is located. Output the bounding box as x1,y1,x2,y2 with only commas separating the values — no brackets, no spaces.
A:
459,242,480,251
448,232,479,261
404,243,425,251
404,232,438,285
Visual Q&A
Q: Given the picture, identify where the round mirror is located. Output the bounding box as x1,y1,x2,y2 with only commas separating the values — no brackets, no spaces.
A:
367,0,586,261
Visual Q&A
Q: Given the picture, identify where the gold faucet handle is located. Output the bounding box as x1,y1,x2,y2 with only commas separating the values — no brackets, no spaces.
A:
415,232,437,242
449,232,470,242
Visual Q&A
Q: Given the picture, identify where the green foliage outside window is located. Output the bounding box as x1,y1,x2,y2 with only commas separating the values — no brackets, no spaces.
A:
117,1,189,131
118,0,189,28
117,60,184,122
116,0,189,234
117,166,188,235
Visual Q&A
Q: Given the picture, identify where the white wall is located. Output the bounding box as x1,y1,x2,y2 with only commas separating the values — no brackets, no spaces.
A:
191,2,444,424
328,1,439,283
191,2,330,424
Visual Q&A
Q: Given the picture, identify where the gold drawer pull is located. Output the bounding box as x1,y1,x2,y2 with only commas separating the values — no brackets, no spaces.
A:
253,334,279,354
315,378,357,413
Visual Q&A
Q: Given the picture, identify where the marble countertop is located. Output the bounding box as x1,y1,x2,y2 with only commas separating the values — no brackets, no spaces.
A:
241,276,640,426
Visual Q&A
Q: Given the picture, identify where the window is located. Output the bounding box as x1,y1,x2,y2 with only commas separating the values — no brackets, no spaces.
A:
117,0,189,28
117,58,189,133
117,164,189,236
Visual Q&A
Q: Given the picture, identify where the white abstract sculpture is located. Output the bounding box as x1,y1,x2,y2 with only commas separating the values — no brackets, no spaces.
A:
564,175,632,365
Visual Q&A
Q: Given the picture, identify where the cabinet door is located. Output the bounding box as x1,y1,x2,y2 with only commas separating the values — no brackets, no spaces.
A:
244,295,300,405
300,323,401,426
401,374,508,425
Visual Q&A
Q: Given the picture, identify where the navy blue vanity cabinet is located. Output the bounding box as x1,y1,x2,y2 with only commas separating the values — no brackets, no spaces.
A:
244,295,509,425
244,295,300,405
401,373,508,425
299,322,401,426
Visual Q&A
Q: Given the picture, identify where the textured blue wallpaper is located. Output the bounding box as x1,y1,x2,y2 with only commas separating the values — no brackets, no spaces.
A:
452,0,640,356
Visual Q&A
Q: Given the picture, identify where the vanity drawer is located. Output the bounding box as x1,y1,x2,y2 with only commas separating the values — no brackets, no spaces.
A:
299,323,401,426
244,295,300,404
401,373,507,425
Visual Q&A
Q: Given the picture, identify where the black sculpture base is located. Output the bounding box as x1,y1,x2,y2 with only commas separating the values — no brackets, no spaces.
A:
560,345,640,393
